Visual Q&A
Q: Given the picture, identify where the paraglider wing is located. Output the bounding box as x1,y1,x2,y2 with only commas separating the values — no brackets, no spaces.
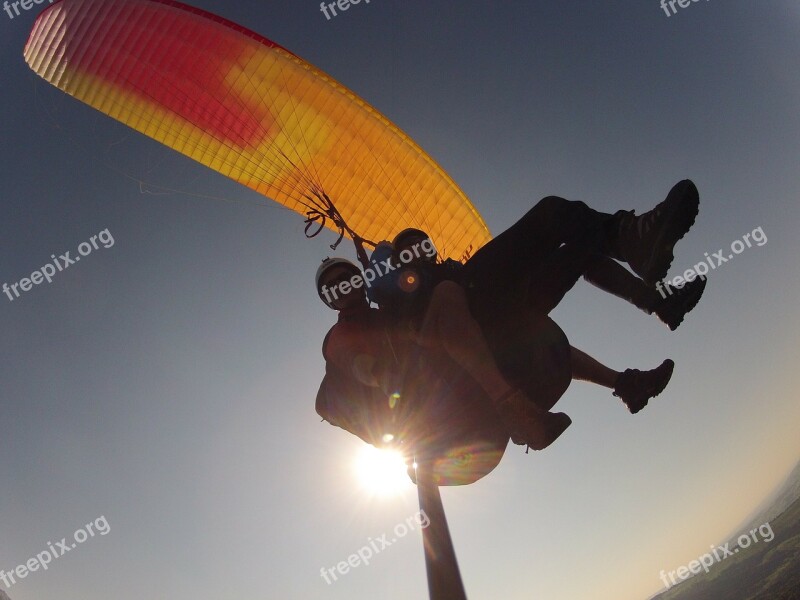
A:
24,0,490,261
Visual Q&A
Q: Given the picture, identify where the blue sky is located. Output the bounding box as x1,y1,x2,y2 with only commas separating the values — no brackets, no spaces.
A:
1,1,799,599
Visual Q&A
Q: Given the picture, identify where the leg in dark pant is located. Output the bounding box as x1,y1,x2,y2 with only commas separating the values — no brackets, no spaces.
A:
522,249,663,318
464,196,615,289
582,256,661,314
463,196,621,320
522,237,605,315
462,195,664,318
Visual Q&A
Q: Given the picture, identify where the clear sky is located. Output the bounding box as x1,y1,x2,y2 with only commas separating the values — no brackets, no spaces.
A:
1,1,799,599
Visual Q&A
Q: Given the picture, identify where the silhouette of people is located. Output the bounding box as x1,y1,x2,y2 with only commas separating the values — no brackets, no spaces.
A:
316,180,706,456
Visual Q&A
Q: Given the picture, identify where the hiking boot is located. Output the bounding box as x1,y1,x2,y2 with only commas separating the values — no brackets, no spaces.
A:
617,180,700,285
654,276,707,330
613,359,675,414
495,389,572,450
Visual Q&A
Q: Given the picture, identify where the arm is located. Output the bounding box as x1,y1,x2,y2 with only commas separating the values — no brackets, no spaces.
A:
325,322,397,389
318,321,403,446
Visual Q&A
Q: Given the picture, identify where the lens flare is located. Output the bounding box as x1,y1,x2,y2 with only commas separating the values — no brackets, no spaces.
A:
354,445,411,496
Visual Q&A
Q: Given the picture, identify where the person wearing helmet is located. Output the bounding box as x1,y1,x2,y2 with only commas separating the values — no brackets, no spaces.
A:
374,180,706,414
316,256,510,480
314,257,407,447
314,257,572,450
386,227,465,318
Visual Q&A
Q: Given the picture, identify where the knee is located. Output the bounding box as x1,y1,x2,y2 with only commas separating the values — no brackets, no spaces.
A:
423,280,468,330
536,196,589,214
432,280,466,304
524,195,572,224
535,195,569,213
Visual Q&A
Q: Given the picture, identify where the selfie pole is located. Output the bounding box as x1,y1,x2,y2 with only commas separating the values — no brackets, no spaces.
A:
415,460,468,600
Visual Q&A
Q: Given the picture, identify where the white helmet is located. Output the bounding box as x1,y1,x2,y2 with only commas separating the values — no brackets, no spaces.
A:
315,257,361,308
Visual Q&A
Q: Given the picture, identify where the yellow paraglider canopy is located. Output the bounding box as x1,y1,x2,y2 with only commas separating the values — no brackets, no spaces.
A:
24,0,491,261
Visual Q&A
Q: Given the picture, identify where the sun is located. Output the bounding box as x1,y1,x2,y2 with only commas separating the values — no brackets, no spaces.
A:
354,445,412,496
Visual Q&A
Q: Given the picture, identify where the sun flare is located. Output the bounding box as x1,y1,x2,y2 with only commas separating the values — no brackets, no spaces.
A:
354,445,412,496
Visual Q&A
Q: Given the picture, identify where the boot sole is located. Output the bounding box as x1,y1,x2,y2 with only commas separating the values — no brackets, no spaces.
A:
657,276,707,330
626,359,675,414
641,180,700,286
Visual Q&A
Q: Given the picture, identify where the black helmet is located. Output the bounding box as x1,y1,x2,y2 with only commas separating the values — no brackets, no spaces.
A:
392,228,430,250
